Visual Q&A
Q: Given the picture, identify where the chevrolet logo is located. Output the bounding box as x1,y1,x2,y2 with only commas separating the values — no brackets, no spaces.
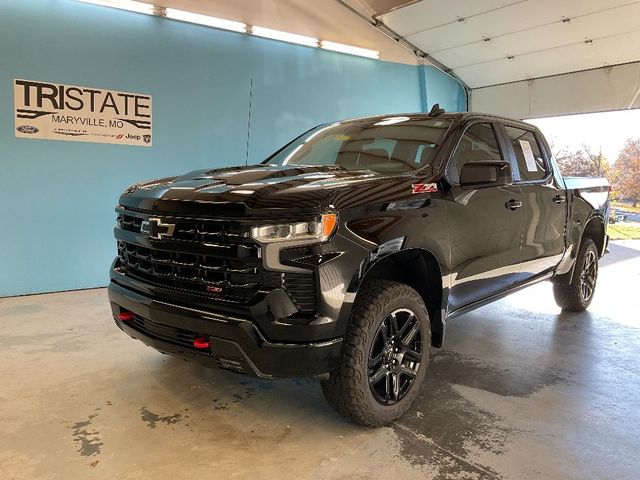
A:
140,218,175,240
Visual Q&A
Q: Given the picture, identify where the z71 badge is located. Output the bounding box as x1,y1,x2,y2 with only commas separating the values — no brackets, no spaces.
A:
411,183,438,194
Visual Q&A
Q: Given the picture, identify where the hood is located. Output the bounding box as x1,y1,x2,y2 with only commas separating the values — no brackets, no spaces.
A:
119,164,385,216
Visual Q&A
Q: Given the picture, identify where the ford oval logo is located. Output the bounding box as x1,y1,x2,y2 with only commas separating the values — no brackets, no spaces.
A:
16,125,39,134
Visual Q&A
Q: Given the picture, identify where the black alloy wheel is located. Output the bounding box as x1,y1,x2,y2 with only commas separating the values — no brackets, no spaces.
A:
580,248,597,302
553,238,599,312
321,280,431,426
368,308,422,405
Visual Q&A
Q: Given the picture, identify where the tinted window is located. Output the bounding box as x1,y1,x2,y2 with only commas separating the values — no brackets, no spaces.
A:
503,126,547,182
266,117,452,174
448,123,503,183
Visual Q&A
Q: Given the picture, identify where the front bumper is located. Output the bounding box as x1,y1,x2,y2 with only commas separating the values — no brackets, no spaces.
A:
108,281,343,378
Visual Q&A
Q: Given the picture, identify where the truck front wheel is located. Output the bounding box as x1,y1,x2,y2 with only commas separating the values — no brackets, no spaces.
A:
321,280,431,427
553,238,599,312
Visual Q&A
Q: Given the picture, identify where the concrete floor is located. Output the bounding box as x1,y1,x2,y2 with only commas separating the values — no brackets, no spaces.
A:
1,241,639,480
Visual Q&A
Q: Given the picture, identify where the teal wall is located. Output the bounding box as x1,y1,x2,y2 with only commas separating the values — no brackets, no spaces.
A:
419,65,468,113
0,0,467,297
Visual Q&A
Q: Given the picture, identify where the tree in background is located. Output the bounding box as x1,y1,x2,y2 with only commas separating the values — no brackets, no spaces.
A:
552,144,609,177
610,138,640,207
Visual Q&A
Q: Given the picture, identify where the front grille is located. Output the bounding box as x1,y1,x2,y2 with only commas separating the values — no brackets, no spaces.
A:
117,211,281,302
117,240,284,302
115,210,316,311
119,214,143,233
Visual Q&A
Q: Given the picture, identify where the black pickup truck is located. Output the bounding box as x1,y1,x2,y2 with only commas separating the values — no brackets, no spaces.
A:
108,110,609,426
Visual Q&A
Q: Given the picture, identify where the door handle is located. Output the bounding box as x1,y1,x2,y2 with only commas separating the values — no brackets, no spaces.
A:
553,195,566,204
505,199,522,211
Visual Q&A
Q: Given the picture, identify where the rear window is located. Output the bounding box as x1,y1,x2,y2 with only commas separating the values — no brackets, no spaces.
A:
503,126,547,182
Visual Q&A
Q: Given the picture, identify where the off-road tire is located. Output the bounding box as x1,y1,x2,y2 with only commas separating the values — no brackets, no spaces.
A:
553,238,598,312
321,280,431,427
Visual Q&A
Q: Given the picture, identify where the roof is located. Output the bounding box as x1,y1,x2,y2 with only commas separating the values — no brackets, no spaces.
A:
339,111,539,129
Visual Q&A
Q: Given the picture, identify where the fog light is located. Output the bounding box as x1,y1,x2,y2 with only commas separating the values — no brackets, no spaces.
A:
193,337,210,349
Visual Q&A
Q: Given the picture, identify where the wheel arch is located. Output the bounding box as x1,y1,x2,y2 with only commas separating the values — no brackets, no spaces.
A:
554,213,607,285
582,214,607,257
350,248,446,348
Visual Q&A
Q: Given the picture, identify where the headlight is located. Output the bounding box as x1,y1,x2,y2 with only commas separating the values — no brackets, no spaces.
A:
250,213,337,244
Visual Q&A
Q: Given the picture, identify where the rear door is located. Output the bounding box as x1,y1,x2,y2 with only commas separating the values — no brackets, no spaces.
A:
445,122,523,312
498,124,567,280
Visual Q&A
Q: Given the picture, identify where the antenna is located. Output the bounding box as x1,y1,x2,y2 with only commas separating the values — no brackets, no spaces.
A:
428,103,445,117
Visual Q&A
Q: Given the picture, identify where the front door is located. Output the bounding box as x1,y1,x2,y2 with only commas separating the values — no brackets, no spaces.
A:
445,122,523,313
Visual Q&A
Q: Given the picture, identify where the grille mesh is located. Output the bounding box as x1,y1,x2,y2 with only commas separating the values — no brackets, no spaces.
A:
116,211,317,311
116,212,280,302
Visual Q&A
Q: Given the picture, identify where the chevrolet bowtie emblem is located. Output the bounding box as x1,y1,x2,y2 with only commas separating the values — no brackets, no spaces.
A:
140,218,175,240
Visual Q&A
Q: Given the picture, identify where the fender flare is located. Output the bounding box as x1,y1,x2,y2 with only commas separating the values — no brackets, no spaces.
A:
554,212,606,285
337,246,449,347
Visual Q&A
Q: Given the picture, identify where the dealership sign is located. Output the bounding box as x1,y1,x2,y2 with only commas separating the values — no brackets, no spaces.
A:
14,79,152,146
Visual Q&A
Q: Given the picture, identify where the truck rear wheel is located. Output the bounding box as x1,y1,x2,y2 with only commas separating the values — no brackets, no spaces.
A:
321,280,431,427
553,238,599,312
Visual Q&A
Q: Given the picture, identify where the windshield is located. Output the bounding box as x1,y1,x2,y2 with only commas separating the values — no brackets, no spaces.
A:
265,116,452,174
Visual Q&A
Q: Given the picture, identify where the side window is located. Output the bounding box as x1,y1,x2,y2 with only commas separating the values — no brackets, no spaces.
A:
448,123,503,184
503,126,547,182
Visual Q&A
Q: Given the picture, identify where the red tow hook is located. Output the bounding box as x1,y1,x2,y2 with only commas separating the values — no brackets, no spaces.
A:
117,311,135,321
193,337,211,349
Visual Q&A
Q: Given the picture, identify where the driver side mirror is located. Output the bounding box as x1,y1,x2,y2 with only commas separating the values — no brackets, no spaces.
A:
460,161,511,189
